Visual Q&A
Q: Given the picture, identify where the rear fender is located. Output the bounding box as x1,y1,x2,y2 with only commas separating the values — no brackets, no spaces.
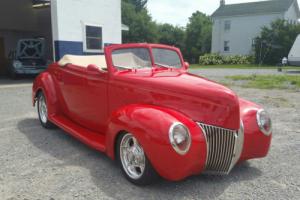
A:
106,104,206,181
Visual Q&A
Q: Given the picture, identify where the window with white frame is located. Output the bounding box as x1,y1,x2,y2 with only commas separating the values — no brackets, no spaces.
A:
224,20,231,31
224,41,230,52
83,24,103,52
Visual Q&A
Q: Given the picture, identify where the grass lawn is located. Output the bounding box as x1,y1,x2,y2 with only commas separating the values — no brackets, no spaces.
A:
190,64,300,69
225,74,300,90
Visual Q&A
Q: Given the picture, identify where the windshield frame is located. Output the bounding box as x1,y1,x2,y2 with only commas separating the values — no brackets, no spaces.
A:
106,43,185,73
151,47,184,69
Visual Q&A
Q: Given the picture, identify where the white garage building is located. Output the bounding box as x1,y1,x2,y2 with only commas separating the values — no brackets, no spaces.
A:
0,0,122,75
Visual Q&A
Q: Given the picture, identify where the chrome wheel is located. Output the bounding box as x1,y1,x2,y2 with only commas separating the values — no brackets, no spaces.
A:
38,94,48,124
120,133,146,180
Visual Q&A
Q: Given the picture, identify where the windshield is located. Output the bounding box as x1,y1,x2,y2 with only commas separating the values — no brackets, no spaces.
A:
112,48,152,70
152,48,182,68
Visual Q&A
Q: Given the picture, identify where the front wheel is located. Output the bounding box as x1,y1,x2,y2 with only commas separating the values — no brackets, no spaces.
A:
117,133,159,185
37,92,55,129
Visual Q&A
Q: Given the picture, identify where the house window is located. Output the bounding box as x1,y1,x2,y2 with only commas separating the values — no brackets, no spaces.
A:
83,24,103,52
224,20,231,31
224,41,230,52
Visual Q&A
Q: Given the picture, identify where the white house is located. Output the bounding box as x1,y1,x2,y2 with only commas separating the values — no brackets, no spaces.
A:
211,0,300,56
0,0,123,74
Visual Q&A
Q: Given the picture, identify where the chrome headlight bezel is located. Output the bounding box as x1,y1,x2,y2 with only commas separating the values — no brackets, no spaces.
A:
256,109,272,136
13,61,23,69
169,122,191,155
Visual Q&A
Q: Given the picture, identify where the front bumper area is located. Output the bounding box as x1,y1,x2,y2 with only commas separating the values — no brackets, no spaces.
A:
14,67,47,75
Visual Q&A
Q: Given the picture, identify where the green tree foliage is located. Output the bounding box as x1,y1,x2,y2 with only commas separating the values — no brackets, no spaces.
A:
254,19,300,65
185,11,212,63
122,0,158,43
157,23,185,51
121,1,213,62
123,0,148,12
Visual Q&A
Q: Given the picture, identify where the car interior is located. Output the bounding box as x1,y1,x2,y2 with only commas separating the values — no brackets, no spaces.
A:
58,55,108,70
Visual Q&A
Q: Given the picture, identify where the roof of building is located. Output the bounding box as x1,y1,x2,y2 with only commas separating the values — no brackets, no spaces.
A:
212,0,299,18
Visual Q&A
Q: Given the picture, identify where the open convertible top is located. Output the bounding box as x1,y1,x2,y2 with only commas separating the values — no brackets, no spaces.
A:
58,55,107,70
58,52,151,70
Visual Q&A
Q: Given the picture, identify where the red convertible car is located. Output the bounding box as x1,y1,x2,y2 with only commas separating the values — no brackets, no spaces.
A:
32,43,272,185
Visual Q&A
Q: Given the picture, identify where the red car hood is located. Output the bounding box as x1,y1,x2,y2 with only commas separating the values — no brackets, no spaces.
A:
113,70,240,130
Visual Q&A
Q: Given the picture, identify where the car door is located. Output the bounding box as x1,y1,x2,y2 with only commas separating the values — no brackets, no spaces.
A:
83,66,109,132
58,64,91,128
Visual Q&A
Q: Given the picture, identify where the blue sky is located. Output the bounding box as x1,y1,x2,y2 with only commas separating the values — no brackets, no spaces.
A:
148,0,300,26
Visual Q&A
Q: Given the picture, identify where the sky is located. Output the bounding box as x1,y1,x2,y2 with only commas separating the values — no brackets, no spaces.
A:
147,0,300,26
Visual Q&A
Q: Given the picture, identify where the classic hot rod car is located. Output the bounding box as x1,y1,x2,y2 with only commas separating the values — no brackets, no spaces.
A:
32,43,272,185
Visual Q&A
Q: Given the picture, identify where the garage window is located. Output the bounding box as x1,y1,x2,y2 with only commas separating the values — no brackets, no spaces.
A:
83,24,103,52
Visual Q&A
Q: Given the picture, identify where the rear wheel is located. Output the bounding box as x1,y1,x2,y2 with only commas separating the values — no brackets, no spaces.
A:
117,133,159,185
37,92,55,129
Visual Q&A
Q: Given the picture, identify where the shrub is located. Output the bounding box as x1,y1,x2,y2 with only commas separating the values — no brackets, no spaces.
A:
199,53,253,65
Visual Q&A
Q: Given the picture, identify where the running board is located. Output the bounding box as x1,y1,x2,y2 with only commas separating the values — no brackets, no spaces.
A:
50,115,106,152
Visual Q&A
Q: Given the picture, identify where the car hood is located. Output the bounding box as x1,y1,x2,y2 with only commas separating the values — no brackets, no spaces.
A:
113,69,240,130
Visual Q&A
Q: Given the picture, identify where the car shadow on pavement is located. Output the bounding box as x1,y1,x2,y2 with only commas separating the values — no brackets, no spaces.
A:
18,118,262,200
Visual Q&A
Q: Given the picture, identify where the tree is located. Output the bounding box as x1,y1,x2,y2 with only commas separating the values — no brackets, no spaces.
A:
123,0,148,12
157,23,185,50
254,19,300,65
185,11,212,63
122,0,158,43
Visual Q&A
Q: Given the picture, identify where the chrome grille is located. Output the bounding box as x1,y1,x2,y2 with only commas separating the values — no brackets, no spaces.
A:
198,123,243,174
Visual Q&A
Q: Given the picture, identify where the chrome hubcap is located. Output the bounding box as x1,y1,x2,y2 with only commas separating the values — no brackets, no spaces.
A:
120,133,145,179
38,94,48,124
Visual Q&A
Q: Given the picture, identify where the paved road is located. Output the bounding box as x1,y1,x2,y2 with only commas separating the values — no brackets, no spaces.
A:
189,68,300,80
0,71,299,200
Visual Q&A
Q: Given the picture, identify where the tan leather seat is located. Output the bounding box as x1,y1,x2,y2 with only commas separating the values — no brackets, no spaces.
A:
58,55,107,70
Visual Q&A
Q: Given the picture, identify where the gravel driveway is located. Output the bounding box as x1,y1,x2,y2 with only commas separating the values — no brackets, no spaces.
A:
0,69,299,200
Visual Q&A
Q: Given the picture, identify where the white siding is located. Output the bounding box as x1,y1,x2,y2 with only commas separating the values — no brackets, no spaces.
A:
288,34,300,64
284,3,299,22
51,0,121,46
212,13,283,55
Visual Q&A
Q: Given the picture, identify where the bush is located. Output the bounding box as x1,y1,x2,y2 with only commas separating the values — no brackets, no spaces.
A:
199,53,253,65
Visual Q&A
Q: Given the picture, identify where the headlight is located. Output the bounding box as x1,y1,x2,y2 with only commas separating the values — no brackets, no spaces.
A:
256,109,272,136
169,122,191,155
13,61,23,69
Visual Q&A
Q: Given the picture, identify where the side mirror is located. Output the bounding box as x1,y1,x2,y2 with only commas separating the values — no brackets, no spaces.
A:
87,64,100,73
184,61,190,70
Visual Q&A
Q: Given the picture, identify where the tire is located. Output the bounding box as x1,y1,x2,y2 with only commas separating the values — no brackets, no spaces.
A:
37,92,56,129
117,133,159,186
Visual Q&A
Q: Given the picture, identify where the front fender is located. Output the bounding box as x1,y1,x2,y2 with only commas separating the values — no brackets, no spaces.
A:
32,71,59,116
239,98,272,161
106,104,207,181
